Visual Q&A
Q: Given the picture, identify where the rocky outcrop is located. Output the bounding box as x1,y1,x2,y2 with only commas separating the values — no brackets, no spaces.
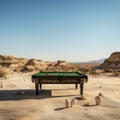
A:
0,55,72,72
1,54,96,73
99,52,120,69
21,59,48,72
55,60,69,67
0,55,28,67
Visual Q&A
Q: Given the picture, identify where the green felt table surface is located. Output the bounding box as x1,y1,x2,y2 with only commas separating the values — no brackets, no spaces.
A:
32,72,85,76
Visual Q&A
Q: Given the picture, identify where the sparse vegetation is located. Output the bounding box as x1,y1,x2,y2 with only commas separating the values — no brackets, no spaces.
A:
0,54,119,78
0,66,8,78
111,71,120,77
79,67,90,73
103,69,113,73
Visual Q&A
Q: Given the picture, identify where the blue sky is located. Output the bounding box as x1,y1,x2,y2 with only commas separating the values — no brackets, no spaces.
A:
0,0,120,62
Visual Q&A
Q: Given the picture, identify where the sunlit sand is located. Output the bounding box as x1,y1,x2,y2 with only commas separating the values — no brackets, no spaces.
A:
0,73,120,120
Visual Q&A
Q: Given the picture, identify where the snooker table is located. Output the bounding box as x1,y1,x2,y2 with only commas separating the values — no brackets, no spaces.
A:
32,71,88,96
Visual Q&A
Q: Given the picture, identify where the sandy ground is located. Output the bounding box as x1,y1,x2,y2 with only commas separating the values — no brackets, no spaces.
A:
0,73,120,120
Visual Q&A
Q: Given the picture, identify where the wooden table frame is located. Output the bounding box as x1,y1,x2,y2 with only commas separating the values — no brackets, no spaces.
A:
32,72,88,96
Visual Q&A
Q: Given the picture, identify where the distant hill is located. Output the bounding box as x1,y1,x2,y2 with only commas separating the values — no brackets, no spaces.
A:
0,54,71,72
99,52,120,69
87,58,105,64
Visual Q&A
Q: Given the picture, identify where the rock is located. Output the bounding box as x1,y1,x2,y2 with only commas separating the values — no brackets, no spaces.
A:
84,102,89,106
65,98,70,108
71,98,77,107
99,52,120,70
95,93,103,105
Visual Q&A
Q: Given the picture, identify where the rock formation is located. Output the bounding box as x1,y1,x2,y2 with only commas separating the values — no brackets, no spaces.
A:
21,59,47,72
99,52,120,70
0,54,71,73
95,93,103,105
0,55,28,68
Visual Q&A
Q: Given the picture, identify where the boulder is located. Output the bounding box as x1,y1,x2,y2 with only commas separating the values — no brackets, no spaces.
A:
99,52,120,70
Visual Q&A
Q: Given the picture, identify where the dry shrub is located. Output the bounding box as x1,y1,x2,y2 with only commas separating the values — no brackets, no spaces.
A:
112,71,120,77
79,67,90,73
13,68,20,72
0,66,8,78
103,69,113,73
47,63,54,67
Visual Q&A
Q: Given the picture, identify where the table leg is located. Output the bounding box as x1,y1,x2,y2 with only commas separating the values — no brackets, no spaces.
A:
35,84,39,95
75,84,78,89
80,84,83,96
40,83,42,89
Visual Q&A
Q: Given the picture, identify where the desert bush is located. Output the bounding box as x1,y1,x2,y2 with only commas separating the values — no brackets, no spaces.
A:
79,67,90,73
0,66,8,78
112,71,120,77
13,68,20,72
103,69,113,73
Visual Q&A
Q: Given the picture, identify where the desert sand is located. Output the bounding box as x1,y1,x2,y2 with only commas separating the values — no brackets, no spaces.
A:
0,73,120,120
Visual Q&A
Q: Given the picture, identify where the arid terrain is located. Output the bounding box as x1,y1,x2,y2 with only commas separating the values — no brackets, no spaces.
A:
0,73,120,120
0,52,120,120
